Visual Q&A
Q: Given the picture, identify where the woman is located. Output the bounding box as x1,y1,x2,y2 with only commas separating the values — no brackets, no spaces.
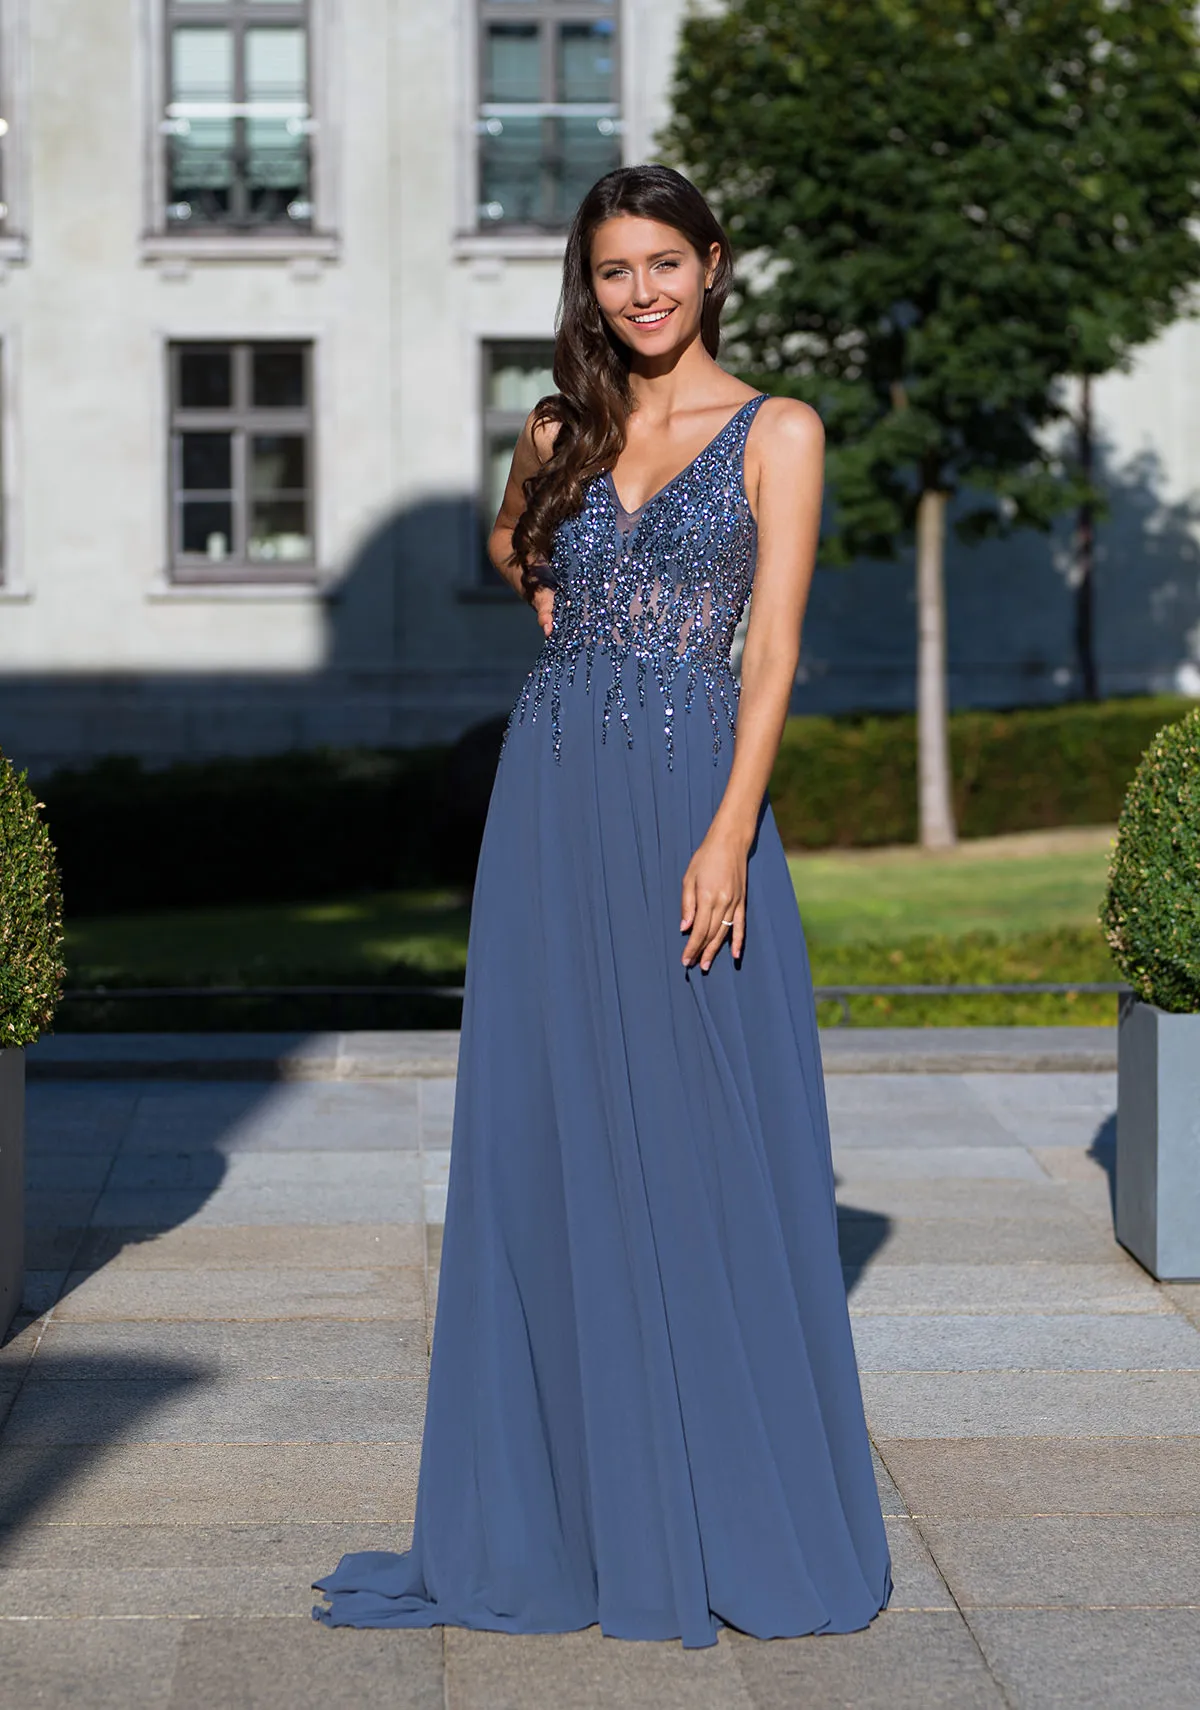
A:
314,164,891,1649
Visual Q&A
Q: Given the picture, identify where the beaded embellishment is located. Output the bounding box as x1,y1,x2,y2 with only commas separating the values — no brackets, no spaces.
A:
509,393,767,768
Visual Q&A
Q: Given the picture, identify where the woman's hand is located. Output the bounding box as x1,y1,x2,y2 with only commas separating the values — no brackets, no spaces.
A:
532,587,555,637
680,826,749,971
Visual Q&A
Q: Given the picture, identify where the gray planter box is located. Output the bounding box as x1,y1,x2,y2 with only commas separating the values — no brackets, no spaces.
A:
0,1047,24,1337
1116,997,1200,1280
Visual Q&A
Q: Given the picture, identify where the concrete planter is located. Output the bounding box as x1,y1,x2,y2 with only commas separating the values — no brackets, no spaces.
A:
0,1047,23,1336
1116,997,1200,1280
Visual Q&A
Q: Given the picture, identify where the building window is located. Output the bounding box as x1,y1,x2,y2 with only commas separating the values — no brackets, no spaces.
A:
163,0,313,231
480,340,556,581
169,341,315,581
477,1,620,231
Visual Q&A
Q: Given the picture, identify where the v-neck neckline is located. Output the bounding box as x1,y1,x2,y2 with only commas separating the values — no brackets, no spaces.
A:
605,395,763,519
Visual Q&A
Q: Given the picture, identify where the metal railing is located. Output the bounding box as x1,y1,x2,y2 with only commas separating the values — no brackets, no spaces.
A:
60,981,1128,1025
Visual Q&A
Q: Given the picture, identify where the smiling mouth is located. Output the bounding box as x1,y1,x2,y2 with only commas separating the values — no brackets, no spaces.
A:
627,307,676,327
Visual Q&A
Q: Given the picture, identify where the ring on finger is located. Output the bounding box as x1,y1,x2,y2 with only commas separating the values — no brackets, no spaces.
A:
721,918,735,926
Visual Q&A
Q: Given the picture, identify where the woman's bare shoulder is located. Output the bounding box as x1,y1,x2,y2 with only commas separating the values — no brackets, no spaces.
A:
751,394,824,457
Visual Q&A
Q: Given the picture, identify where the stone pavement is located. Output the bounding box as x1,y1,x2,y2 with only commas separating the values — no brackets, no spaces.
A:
3,1031,1199,1708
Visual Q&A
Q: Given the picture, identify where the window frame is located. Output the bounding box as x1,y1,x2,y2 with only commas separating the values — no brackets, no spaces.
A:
474,0,622,234
0,0,30,253
167,339,318,585
144,0,338,252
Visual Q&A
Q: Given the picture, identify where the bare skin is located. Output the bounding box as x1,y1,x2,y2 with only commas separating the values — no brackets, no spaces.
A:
488,213,824,974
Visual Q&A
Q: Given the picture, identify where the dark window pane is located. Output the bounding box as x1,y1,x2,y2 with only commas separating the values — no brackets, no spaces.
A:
181,499,234,559
559,23,615,103
178,348,232,408
249,498,311,562
251,433,307,492
253,348,306,408
484,24,540,103
181,431,232,491
479,117,545,224
556,117,620,222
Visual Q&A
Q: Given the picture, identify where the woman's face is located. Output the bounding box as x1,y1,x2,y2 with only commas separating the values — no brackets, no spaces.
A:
589,215,719,360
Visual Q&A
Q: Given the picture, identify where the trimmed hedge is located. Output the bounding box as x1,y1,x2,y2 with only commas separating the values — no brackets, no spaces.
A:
770,696,1194,848
1103,707,1200,1013
36,695,1195,918
40,724,507,917
0,750,65,1045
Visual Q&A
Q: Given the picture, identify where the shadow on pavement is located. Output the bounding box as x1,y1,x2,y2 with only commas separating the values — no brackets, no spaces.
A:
0,1350,207,1540
1088,1112,1118,1219
4,1072,296,1548
835,1184,893,1297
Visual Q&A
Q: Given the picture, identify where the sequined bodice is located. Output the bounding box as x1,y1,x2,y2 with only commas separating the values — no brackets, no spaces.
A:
512,394,768,766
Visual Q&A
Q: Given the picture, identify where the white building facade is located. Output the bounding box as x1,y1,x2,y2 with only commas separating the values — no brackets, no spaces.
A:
0,0,1197,775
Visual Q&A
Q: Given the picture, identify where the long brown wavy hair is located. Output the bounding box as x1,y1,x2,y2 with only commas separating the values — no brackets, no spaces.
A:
511,164,734,592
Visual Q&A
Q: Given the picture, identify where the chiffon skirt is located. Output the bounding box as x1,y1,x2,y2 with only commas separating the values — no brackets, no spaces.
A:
313,657,892,1648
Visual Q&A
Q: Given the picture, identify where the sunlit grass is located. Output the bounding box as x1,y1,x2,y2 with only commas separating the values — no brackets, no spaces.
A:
63,832,1121,1026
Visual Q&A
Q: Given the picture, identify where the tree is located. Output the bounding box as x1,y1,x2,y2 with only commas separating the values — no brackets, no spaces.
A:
664,0,1200,847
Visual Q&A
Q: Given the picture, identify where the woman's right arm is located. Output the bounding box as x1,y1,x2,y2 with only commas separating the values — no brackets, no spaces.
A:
487,409,560,638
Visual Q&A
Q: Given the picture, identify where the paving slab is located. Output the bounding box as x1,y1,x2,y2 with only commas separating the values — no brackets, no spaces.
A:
25,1319,429,1380
0,1443,422,1527
819,1028,1116,1074
921,1515,1200,1609
121,1083,422,1154
832,1145,1048,1179
879,1437,1200,1518
828,1114,1017,1149
53,1266,426,1322
883,1516,956,1611
168,1618,444,1710
871,1445,908,1517
837,1179,1113,1221
725,1613,1007,1709
851,1313,1200,1372
24,1224,95,1270
444,1626,757,1710
104,1150,424,1193
25,1154,115,1192
845,1261,1165,1315
90,1181,426,1228
0,1617,181,1710
1029,1146,1116,1184
841,1216,1124,1268
0,1521,413,1570
967,1609,1200,1710
864,1369,1200,1438
26,1027,1117,1080
71,1221,426,1270
3,1375,426,1445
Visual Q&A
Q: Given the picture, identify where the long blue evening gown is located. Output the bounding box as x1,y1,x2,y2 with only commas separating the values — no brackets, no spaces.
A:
313,395,892,1648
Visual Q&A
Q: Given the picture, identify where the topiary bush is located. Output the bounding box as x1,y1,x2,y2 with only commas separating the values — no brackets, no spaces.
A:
1103,708,1200,1013
0,749,65,1046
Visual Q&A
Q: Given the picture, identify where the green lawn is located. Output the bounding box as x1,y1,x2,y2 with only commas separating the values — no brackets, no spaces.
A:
61,831,1120,1028
789,835,1114,946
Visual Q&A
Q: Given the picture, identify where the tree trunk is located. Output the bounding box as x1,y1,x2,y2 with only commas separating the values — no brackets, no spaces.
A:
916,487,957,850
1074,373,1099,701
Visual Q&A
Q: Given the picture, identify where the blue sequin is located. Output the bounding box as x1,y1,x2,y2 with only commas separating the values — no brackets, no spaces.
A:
510,394,767,768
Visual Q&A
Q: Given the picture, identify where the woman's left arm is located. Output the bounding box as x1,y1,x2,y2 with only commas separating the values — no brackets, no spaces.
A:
680,399,824,970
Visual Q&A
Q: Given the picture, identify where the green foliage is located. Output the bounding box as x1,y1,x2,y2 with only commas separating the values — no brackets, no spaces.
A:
664,0,1200,557
36,698,1186,921
1103,708,1200,1012
771,696,1190,848
0,750,65,1047
811,926,1117,1026
40,725,506,916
